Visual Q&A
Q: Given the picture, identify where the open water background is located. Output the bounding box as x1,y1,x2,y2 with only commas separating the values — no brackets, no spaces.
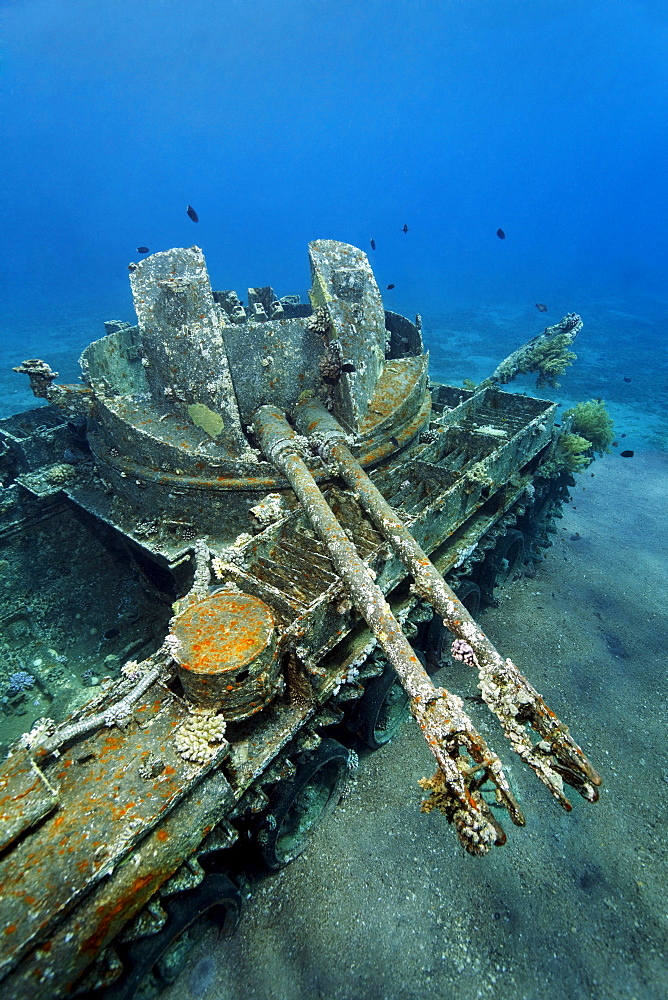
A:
2,0,668,425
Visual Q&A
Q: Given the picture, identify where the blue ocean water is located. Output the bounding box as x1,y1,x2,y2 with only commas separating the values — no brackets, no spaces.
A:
2,0,667,422
2,2,667,999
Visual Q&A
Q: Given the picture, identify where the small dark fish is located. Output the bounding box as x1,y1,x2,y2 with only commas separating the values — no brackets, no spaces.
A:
621,433,626,437
370,238,376,250
390,435,400,448
623,376,632,382
386,283,395,290
612,441,618,447
340,363,356,373
136,246,150,254
402,224,409,233
620,450,634,458
535,303,547,312
496,228,506,239
186,205,199,223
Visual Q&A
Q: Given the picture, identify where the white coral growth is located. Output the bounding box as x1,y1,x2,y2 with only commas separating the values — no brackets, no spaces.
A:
249,493,287,527
19,717,56,751
175,713,228,764
120,659,141,679
164,633,181,658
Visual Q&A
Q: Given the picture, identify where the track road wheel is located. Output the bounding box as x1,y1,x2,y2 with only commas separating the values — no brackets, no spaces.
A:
480,529,525,603
100,874,241,1000
354,663,411,749
258,738,350,869
454,579,481,618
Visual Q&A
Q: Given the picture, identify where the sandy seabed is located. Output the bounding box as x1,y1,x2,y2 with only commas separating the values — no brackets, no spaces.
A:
158,449,667,1000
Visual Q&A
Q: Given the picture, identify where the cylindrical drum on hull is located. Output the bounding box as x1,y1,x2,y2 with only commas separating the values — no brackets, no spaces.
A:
172,591,280,719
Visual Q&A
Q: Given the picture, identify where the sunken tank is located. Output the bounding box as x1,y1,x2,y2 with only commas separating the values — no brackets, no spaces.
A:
0,240,600,999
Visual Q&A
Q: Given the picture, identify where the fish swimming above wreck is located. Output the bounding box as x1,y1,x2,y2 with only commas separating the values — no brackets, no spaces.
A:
0,240,602,999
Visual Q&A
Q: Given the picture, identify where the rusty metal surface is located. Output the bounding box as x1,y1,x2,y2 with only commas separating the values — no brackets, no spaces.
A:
0,750,58,852
8,770,235,1000
0,682,228,978
128,247,247,457
173,592,280,717
308,239,387,430
222,316,323,425
356,355,428,441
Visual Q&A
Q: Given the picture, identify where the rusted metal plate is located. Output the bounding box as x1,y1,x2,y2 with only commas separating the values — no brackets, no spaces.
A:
128,247,247,457
7,770,236,1000
0,749,58,852
0,688,228,978
223,317,323,425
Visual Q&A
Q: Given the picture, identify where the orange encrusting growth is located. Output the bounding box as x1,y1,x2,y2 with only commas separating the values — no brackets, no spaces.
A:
174,593,274,676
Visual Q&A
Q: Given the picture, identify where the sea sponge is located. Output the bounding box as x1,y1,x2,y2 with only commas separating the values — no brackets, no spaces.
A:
187,402,225,439
562,399,614,455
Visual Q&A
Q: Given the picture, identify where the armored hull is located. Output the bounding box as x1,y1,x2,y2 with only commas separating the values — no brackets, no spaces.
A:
0,241,600,999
